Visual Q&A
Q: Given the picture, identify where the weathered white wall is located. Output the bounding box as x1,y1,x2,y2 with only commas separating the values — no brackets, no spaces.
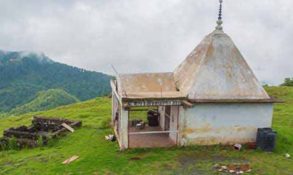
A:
180,103,273,146
178,106,186,145
169,106,179,142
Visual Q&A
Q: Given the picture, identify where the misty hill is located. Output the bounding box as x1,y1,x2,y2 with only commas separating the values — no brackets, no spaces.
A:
10,89,79,115
0,50,111,112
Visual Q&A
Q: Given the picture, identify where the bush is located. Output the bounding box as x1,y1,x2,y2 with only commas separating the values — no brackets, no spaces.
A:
281,78,293,86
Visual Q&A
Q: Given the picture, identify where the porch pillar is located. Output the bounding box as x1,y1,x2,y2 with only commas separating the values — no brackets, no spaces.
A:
120,104,129,149
158,106,165,129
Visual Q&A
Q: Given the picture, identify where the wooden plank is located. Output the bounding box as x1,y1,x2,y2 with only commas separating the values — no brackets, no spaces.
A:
113,128,122,150
62,155,79,164
182,100,193,107
61,123,74,133
51,128,67,137
110,80,122,105
110,79,117,91
4,130,39,139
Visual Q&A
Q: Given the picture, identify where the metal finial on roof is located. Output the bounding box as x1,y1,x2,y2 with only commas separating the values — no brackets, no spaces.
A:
216,0,223,31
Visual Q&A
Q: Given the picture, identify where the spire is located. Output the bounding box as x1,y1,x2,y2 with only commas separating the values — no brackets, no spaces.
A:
216,0,223,31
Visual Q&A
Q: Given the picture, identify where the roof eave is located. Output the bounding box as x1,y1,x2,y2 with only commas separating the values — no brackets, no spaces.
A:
122,96,186,102
188,98,282,104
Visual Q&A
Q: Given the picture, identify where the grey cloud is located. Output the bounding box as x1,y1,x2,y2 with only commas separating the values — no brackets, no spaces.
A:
0,0,292,85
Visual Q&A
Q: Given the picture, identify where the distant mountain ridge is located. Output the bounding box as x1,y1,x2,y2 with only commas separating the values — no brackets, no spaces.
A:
0,49,111,113
0,50,53,65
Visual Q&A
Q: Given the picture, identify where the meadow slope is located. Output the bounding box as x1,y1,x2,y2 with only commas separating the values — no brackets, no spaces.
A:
0,86,292,175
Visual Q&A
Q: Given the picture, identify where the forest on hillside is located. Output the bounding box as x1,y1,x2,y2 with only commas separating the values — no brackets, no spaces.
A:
0,50,111,113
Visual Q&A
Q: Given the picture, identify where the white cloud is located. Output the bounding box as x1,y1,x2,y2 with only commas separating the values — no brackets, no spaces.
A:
0,0,292,85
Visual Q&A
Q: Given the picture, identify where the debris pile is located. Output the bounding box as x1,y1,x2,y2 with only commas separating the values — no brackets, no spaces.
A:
105,134,116,142
1,116,82,149
233,143,242,151
214,163,251,174
130,120,145,130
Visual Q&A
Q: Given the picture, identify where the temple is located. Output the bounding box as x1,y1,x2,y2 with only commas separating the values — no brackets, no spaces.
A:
110,0,276,150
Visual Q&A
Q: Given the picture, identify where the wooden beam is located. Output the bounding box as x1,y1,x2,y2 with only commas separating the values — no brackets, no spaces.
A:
182,100,193,107
62,155,79,164
61,123,74,133
110,80,122,105
113,128,123,149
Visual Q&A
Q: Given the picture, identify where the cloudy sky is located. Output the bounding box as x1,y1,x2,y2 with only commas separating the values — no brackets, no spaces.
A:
0,0,292,85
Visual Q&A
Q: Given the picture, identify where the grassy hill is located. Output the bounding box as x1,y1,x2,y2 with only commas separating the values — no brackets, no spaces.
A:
0,50,111,113
9,89,79,115
0,86,292,174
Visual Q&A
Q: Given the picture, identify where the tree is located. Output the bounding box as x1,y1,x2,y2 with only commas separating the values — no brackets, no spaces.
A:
281,78,293,86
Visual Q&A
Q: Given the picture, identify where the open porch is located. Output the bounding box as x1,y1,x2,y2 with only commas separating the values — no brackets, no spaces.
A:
110,79,191,150
111,83,183,149
129,126,176,148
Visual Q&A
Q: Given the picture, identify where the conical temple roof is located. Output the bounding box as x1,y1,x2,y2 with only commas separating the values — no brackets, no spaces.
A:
174,29,271,102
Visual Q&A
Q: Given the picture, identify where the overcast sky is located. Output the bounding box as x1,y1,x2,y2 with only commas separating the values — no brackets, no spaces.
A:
0,0,292,85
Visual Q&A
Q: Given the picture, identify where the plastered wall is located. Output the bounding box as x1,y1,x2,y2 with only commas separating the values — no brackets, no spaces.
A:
179,103,273,145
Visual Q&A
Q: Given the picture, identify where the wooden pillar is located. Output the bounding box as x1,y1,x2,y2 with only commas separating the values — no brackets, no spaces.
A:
111,91,115,123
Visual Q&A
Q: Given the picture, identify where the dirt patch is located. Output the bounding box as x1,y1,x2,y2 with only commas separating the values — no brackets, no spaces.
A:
129,157,141,161
177,153,248,175
214,163,252,174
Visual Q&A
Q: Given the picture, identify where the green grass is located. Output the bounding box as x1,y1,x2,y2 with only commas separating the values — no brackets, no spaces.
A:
0,87,292,175
9,89,79,115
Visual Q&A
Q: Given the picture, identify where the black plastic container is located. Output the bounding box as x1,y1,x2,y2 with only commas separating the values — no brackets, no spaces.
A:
256,128,277,152
263,131,277,152
147,110,159,127
256,128,272,148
